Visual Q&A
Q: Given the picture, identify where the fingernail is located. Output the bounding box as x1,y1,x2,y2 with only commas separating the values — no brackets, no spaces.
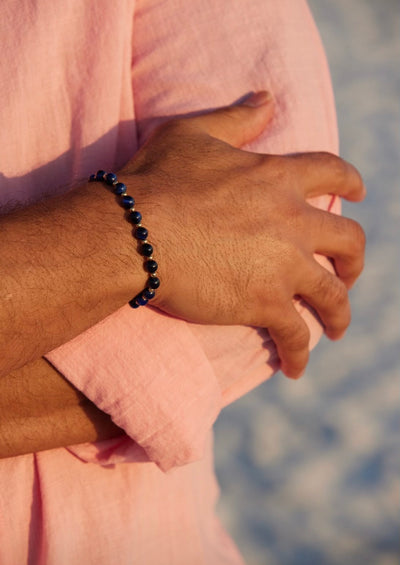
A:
241,91,272,108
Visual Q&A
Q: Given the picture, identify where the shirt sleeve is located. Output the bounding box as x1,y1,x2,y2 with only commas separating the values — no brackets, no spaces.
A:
46,306,222,472
48,0,341,471
46,193,338,472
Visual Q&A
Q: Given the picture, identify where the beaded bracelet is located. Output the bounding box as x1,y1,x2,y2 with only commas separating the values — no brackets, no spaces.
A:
89,170,160,309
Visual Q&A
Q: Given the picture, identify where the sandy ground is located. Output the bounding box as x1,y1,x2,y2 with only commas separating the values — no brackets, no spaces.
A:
214,2,399,564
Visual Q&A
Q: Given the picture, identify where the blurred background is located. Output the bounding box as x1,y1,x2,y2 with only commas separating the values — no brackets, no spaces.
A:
214,1,399,564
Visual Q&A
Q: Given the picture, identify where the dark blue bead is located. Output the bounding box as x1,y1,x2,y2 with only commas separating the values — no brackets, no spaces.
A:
143,288,155,300
128,298,140,309
89,174,96,182
146,260,158,273
105,172,117,185
96,170,106,181
135,227,148,240
136,295,148,306
121,195,135,209
114,182,126,195
141,243,153,257
148,276,160,289
128,210,142,224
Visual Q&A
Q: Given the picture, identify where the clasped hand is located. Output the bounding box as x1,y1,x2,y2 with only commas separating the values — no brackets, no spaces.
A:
121,93,366,378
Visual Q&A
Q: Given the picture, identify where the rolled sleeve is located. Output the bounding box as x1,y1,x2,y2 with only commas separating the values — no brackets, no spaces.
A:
46,306,221,471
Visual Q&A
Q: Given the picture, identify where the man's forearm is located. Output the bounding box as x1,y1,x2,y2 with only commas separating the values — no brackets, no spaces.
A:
0,358,123,458
0,181,146,377
0,99,365,381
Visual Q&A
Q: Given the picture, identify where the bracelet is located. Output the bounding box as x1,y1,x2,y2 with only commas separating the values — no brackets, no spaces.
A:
89,170,160,309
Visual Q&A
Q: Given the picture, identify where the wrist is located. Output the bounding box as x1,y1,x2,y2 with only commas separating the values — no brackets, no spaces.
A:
89,170,161,308
71,180,147,307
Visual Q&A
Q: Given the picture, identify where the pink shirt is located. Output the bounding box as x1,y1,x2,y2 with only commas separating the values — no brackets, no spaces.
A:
0,1,339,563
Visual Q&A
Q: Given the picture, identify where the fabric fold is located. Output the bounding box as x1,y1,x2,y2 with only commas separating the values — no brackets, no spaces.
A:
47,306,222,471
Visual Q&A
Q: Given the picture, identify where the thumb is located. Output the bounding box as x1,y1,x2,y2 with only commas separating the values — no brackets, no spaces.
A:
188,91,274,148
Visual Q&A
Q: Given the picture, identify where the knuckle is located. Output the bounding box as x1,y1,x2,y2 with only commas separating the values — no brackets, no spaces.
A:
312,152,352,186
350,221,366,254
292,327,310,351
247,151,270,170
282,321,310,352
342,220,366,278
263,155,290,178
328,311,351,340
324,153,348,183
314,151,342,168
327,277,348,308
257,155,295,196
205,107,241,138
333,304,351,333
319,153,363,193
313,271,349,312
217,107,239,122
352,166,364,190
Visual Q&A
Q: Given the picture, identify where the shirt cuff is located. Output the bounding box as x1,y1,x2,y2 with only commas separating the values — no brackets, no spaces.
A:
46,306,221,471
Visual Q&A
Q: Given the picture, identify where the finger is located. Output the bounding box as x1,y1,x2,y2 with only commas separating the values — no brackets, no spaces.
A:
188,90,274,148
268,304,311,380
298,262,351,340
285,152,366,202
306,208,366,288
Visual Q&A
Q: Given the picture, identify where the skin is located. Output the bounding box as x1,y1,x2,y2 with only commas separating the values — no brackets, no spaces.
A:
0,358,123,459
0,92,366,458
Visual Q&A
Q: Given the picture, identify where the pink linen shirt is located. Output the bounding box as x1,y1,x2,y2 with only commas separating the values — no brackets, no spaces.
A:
0,1,339,563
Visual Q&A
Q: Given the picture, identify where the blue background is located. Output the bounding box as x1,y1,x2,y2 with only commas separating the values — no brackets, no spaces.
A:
214,2,399,564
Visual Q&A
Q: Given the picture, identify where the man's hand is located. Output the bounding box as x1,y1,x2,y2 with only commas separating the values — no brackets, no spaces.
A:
0,92,366,456
122,92,366,378
0,92,365,380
